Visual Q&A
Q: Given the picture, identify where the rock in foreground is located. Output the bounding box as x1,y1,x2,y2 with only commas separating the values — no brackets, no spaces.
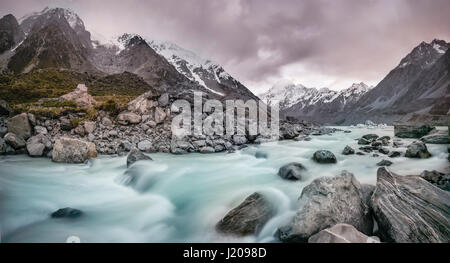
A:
278,171,372,242
52,137,98,163
405,141,431,158
308,223,380,243
278,162,306,180
312,150,337,163
370,167,450,243
216,192,275,236
127,148,152,167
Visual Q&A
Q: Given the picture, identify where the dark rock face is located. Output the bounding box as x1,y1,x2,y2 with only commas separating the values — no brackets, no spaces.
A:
216,192,275,236
312,150,337,164
51,207,83,219
278,171,373,242
127,148,152,167
342,145,355,155
362,134,379,140
308,223,380,243
394,124,434,138
377,159,393,166
0,14,25,54
278,162,306,180
405,141,431,158
388,151,401,158
360,184,375,209
370,167,450,243
357,138,371,145
419,170,450,191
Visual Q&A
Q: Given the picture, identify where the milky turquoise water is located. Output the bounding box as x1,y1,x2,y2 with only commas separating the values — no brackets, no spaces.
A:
0,126,448,243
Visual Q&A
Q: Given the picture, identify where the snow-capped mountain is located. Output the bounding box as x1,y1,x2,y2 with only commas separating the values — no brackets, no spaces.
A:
284,39,449,125
260,80,372,112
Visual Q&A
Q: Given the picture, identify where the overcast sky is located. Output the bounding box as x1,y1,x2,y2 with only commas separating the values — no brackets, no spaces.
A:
2,0,450,93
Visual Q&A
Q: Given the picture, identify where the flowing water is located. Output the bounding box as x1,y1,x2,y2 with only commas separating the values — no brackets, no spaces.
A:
0,126,449,243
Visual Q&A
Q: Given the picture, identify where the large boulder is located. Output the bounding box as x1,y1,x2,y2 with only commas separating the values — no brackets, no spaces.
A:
232,135,247,145
59,84,97,107
342,145,355,155
312,150,337,164
394,123,434,138
117,112,142,125
370,167,450,243
419,170,450,191
52,137,98,163
0,99,12,116
4,132,26,149
127,90,158,114
405,141,431,158
308,223,380,243
278,162,306,180
7,113,31,139
278,171,372,242
216,192,275,236
154,107,166,124
362,134,379,141
127,148,152,167
158,93,169,107
26,134,51,157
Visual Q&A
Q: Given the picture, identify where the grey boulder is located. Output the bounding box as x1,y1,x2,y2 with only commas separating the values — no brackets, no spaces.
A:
7,113,31,139
370,167,450,243
342,145,355,155
308,223,380,243
216,192,275,236
312,150,337,164
405,141,431,158
4,132,26,149
52,137,98,163
278,171,372,242
278,162,306,180
127,148,152,167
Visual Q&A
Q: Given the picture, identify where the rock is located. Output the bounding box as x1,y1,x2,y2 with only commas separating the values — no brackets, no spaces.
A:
154,107,166,124
232,135,247,145
101,117,112,126
216,192,275,236
255,151,268,159
371,141,382,147
362,134,379,140
308,224,380,243
357,138,371,145
26,136,46,157
74,125,85,136
158,93,169,107
312,150,337,164
370,167,450,243
59,117,72,131
214,145,225,152
137,140,152,152
388,151,401,158
117,112,142,125
7,113,31,139
200,146,215,153
378,148,389,154
278,171,372,242
34,125,48,135
108,130,118,137
360,184,375,208
342,145,355,155
84,121,96,133
59,84,97,107
294,135,312,141
51,207,83,219
376,159,393,166
127,90,158,114
405,141,431,158
377,136,391,141
147,120,157,128
52,137,98,163
356,152,365,155
4,132,26,149
394,123,434,138
0,99,12,116
127,148,152,167
278,162,306,180
120,140,133,152
420,134,450,144
372,153,380,157
419,170,450,191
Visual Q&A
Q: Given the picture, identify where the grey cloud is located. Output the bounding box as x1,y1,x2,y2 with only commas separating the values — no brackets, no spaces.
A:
2,0,450,91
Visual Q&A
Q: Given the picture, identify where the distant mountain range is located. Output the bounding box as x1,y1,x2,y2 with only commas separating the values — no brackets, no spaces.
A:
261,39,449,125
0,7,257,102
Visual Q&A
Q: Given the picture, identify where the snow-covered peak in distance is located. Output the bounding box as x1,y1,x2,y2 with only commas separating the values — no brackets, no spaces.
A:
259,80,373,110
